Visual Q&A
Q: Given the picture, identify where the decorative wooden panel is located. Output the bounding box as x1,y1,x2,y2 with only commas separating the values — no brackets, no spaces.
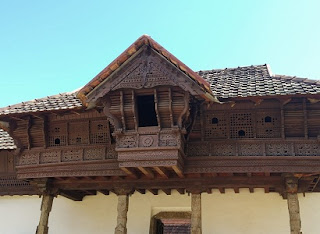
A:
62,149,83,162
12,120,28,149
186,140,320,157
256,111,281,138
29,118,45,147
230,112,254,138
90,120,110,144
284,99,304,137
48,122,67,147
69,121,89,145
204,112,228,139
307,102,320,137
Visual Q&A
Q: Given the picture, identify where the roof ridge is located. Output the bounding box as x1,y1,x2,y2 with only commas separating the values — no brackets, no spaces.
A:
272,74,320,86
197,64,269,75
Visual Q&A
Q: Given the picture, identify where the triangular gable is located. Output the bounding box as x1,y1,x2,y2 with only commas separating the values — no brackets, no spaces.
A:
77,35,217,107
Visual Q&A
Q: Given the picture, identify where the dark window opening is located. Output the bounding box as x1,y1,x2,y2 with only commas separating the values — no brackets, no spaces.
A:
238,130,246,136
137,95,158,127
156,219,191,234
76,137,82,143
211,117,219,124
54,138,60,145
264,116,272,123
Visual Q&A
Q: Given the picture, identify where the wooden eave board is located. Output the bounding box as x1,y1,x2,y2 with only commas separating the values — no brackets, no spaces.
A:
77,35,215,106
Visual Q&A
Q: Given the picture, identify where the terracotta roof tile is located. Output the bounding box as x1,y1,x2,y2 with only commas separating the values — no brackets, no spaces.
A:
0,129,15,150
199,64,320,98
0,90,83,116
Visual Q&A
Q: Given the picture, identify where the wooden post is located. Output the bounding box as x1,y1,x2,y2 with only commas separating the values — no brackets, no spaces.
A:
285,177,302,234
191,193,202,234
115,194,129,234
114,188,132,234
36,194,54,234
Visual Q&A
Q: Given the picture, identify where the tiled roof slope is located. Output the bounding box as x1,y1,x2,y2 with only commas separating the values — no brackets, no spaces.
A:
0,65,319,117
199,64,320,98
0,90,83,116
0,129,15,150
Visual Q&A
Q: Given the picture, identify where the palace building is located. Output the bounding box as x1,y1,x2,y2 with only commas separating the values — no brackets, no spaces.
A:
0,35,319,234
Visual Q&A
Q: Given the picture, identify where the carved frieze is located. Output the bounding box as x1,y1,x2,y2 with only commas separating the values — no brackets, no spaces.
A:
211,144,236,156
159,133,178,147
40,151,60,164
84,148,105,161
238,144,263,156
139,135,157,147
62,149,82,162
266,143,292,156
19,153,39,165
117,135,137,148
295,143,320,156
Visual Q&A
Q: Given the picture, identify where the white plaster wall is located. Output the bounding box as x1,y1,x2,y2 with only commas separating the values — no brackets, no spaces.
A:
0,190,320,234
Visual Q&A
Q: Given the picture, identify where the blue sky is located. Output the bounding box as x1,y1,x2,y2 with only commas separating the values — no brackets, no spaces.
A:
0,0,319,107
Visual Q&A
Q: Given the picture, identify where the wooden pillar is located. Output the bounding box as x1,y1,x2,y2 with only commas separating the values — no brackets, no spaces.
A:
114,188,132,234
191,193,202,234
285,177,302,234
36,194,54,234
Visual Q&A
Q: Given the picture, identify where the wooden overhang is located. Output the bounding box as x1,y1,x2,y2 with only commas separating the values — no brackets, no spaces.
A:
76,35,218,108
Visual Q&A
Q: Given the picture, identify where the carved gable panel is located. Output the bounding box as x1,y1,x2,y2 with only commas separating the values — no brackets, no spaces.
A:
87,47,204,103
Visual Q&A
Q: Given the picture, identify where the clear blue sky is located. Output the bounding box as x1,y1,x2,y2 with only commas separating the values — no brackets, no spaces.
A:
0,0,319,107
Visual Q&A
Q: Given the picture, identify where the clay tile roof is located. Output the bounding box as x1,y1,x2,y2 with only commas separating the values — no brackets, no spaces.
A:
0,90,83,116
199,64,320,98
77,35,214,105
0,129,15,150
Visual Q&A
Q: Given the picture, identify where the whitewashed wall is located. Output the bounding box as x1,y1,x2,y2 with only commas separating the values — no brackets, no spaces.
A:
1,189,319,234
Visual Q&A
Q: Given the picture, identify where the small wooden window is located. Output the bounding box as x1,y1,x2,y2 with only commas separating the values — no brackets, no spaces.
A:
238,130,246,136
137,95,158,127
211,117,219,124
265,116,272,123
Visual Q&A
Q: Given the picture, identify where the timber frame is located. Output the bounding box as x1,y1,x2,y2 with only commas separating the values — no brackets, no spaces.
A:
0,35,319,233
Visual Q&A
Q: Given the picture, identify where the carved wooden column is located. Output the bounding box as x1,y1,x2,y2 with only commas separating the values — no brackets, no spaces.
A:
114,188,132,234
33,179,57,234
36,194,54,234
285,177,302,234
191,193,202,234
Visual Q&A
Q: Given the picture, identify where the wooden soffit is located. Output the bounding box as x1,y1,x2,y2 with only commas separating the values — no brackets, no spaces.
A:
77,35,217,107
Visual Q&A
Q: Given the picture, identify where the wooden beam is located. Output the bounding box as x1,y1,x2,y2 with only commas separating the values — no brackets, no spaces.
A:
60,191,85,201
84,190,97,195
154,167,169,179
99,190,110,195
172,166,184,178
218,187,225,194
154,89,161,129
249,187,254,193
148,189,158,195
162,189,171,195
120,91,126,131
303,98,308,139
121,167,138,179
136,189,146,194
36,194,54,234
138,167,154,179
168,87,174,127
234,187,240,193
176,188,185,194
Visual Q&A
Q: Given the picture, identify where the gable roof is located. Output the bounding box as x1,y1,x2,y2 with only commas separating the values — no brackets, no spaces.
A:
0,129,15,150
201,64,320,99
0,65,319,117
76,35,215,105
